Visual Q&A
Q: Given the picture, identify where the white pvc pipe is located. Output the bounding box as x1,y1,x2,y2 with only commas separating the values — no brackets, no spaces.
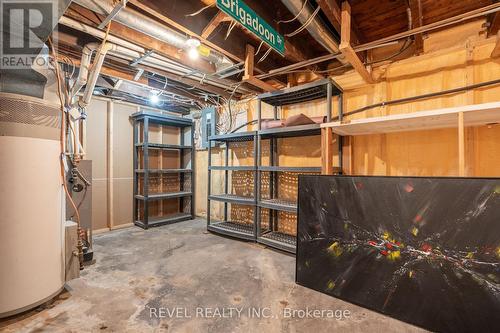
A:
79,43,117,108
70,42,100,98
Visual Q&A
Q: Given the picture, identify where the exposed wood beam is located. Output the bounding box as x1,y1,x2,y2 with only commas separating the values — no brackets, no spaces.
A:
242,44,277,92
339,1,373,84
321,128,334,175
409,0,424,55
458,112,465,176
128,0,259,71
56,51,209,105
201,11,230,39
317,0,360,44
57,29,238,100
243,75,277,92
488,11,500,37
65,4,215,74
491,31,500,58
56,50,147,85
244,44,255,78
134,61,235,98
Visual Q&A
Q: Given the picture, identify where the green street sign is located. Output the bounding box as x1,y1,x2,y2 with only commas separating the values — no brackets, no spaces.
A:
216,0,285,56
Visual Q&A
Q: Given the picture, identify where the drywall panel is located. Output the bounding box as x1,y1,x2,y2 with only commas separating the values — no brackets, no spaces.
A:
111,102,136,227
86,99,108,179
113,178,133,226
113,103,135,179
91,179,108,230
85,99,108,230
195,150,207,216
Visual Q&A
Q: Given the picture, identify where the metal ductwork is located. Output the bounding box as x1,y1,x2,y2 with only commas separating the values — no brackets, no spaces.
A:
73,0,233,69
59,17,255,96
280,0,347,63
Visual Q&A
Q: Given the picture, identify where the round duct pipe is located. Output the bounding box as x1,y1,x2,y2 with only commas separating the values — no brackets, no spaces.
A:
73,0,233,68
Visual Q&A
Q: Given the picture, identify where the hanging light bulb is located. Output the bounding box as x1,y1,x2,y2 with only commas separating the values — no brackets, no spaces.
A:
188,47,199,60
150,92,159,105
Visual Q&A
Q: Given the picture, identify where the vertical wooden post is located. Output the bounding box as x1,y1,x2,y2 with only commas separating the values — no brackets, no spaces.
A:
339,1,373,83
458,112,465,177
343,136,354,175
465,41,475,176
321,128,334,175
341,1,351,44
244,44,255,78
106,101,114,229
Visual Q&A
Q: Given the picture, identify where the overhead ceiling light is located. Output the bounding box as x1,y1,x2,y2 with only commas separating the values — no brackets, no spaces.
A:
188,47,199,60
185,38,201,48
150,93,159,105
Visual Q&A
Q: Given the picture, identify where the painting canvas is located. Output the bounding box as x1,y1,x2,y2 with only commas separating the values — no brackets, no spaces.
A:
296,175,500,332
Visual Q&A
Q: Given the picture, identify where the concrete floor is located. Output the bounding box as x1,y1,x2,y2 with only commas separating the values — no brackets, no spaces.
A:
1,219,426,332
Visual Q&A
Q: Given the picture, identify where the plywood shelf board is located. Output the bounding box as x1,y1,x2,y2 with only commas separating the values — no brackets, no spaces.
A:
321,102,500,135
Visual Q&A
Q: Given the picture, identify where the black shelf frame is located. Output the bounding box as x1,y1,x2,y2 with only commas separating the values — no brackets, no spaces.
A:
256,79,344,254
135,143,192,150
258,166,322,173
207,131,258,241
209,166,256,171
259,231,297,253
131,111,195,229
258,198,297,213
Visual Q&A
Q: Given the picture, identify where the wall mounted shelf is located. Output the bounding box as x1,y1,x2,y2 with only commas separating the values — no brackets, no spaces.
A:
321,102,500,135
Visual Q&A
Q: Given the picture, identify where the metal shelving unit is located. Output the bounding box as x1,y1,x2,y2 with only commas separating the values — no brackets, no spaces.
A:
131,111,194,229
256,78,344,254
207,131,258,241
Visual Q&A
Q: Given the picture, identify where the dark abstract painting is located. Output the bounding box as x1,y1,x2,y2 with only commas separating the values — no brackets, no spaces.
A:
296,175,500,332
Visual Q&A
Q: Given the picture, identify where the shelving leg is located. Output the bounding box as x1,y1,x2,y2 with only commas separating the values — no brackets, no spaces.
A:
207,138,212,227
143,117,149,229
180,127,185,214
190,125,195,218
224,142,229,222
133,121,138,223
253,134,258,238
256,100,262,238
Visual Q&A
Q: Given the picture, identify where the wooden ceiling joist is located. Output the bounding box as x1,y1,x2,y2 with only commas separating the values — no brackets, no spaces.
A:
242,44,277,92
491,31,500,58
201,11,230,39
339,1,374,84
488,11,500,37
317,0,361,44
409,0,424,55
65,4,216,74
55,44,209,105
128,0,249,68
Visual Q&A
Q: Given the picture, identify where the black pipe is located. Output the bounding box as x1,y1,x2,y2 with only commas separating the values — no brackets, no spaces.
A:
339,78,500,120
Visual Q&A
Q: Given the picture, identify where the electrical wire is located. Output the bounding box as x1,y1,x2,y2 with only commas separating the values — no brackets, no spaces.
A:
285,5,320,37
255,41,264,56
364,38,413,66
277,0,308,24
258,47,272,63
340,78,500,119
225,21,237,40
47,36,81,229
185,3,214,17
